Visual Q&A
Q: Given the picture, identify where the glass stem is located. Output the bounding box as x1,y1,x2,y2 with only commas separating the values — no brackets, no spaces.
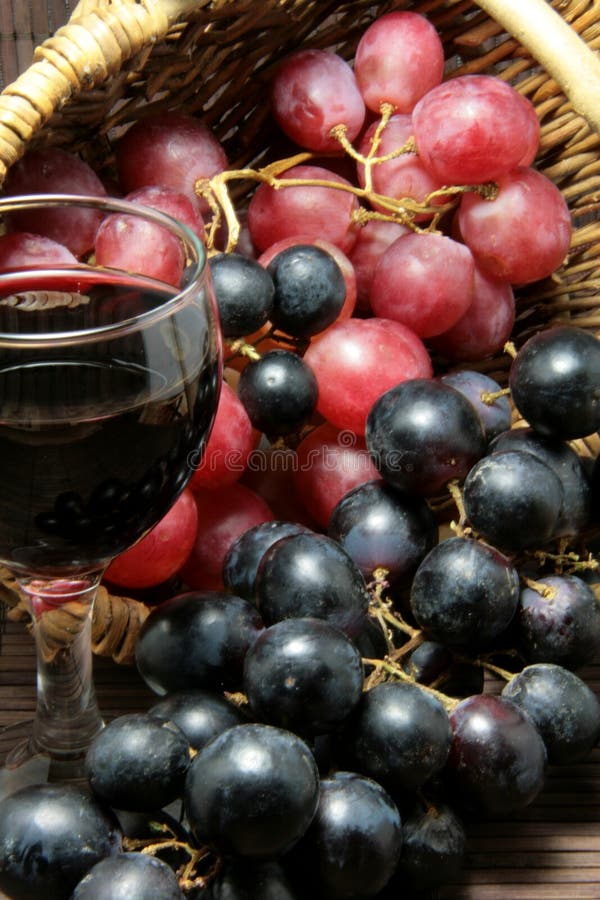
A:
17,573,105,760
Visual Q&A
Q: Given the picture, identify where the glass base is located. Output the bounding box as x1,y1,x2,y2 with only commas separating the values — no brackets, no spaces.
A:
0,720,96,801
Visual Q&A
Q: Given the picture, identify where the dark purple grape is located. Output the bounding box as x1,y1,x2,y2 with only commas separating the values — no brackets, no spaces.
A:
255,532,369,638
243,617,364,736
85,713,191,812
288,771,402,899
223,520,312,600
401,641,485,699
390,799,466,892
72,853,183,899
135,591,265,694
209,252,274,338
445,694,547,817
237,350,318,437
328,479,437,586
206,859,303,899
365,378,486,496
148,688,249,750
409,536,519,650
440,370,511,444
184,723,319,858
337,681,452,794
516,574,600,670
509,326,600,440
0,783,121,900
462,449,563,551
501,663,600,764
489,427,591,538
267,243,346,337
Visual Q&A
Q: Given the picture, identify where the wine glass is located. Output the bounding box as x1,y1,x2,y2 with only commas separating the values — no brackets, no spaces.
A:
0,193,221,798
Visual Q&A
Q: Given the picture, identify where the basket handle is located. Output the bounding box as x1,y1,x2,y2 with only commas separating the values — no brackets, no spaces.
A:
0,0,201,185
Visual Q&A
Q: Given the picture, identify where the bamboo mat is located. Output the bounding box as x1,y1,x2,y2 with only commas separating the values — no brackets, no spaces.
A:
1,615,600,900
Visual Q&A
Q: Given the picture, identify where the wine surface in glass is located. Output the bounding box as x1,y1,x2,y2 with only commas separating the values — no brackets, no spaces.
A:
0,268,220,576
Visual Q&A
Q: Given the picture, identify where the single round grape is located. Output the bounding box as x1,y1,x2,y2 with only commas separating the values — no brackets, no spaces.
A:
328,478,438,585
365,378,486,496
430,265,515,363
243,617,364,737
189,381,256,491
508,326,600,440
501,663,600,765
445,694,547,816
223,519,312,600
370,232,475,338
348,219,409,310
462,449,564,551
293,423,380,528
304,316,432,436
94,212,185,286
413,75,540,184
489,427,591,537
148,688,249,751
237,349,318,438
290,771,403,899
440,371,511,444
354,10,444,113
267,243,346,337
85,713,191,812
410,536,520,650
181,482,274,591
255,531,369,638
184,723,320,857
458,167,572,284
516,574,600,671
391,799,466,892
247,164,360,255
209,252,275,338
337,681,452,794
2,147,107,256
72,853,183,900
0,783,121,900
271,49,365,152
135,590,265,694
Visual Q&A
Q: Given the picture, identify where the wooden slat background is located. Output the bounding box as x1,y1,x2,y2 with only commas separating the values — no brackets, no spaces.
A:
1,615,600,900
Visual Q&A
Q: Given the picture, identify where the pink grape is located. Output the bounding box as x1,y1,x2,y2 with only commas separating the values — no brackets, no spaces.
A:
271,49,365,152
181,483,274,591
240,447,319,529
354,11,444,113
189,382,256,490
104,489,198,589
115,112,228,211
0,232,77,269
304,317,433,436
348,219,409,310
457,166,572,284
2,147,106,256
369,232,475,338
412,75,541,184
357,114,446,217
429,266,516,362
247,165,360,255
293,423,380,528
94,213,185,285
125,185,205,241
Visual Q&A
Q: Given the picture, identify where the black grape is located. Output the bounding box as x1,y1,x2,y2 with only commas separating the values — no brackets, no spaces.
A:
440,370,511,444
243,617,364,737
237,349,318,437
205,858,303,899
388,798,466,893
365,378,486,496
267,243,346,337
209,252,274,338
148,688,249,750
72,852,183,899
85,713,191,812
223,520,312,600
509,325,600,440
0,783,121,900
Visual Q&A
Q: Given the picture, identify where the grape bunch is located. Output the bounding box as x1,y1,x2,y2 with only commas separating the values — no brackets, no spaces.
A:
1,7,599,899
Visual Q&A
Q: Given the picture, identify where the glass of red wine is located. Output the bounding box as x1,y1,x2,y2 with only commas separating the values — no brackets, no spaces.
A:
0,194,221,798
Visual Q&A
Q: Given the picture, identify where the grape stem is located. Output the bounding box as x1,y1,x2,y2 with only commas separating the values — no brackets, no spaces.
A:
362,656,460,711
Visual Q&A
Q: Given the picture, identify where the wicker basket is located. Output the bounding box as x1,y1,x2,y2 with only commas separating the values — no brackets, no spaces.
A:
0,0,600,663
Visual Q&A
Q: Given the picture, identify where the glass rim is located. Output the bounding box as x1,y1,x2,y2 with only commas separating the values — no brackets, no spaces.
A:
0,192,208,346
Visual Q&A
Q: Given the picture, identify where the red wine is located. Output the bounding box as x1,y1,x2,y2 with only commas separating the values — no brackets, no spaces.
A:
0,268,220,575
